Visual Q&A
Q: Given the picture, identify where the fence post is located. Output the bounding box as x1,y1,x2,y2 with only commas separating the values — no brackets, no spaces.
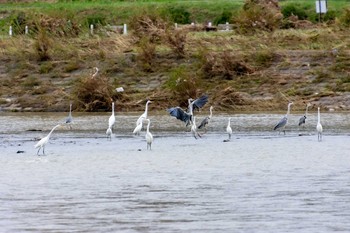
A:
175,23,178,29
90,24,94,35
226,22,229,31
9,26,12,37
123,23,127,35
25,25,29,34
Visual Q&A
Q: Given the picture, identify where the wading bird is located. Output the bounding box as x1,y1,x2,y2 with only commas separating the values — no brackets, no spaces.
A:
191,117,201,139
109,102,115,129
274,102,293,135
133,120,143,136
136,100,152,127
65,103,73,129
167,94,209,126
198,106,213,133
226,117,232,140
298,103,311,127
34,124,61,155
106,127,112,141
317,107,323,141
91,67,99,79
145,119,153,150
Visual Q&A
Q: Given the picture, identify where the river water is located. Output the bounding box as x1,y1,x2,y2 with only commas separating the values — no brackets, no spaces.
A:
0,112,350,232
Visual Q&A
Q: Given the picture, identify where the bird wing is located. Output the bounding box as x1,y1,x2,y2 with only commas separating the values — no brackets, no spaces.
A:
197,117,209,129
192,95,209,111
274,116,287,130
167,107,191,123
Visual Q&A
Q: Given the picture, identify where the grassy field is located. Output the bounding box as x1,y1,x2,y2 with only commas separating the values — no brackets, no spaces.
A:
0,0,350,112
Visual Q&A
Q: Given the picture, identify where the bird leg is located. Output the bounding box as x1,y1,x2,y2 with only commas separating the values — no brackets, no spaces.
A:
37,148,41,155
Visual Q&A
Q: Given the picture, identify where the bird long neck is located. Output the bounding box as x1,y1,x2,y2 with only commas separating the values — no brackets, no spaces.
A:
188,99,194,115
47,125,60,139
305,104,309,116
144,101,150,117
146,120,150,133
318,108,321,123
112,103,115,116
69,104,72,117
228,118,231,127
209,107,213,119
286,104,292,116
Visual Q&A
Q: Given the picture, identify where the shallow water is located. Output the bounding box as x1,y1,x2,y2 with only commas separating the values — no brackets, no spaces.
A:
1,112,350,232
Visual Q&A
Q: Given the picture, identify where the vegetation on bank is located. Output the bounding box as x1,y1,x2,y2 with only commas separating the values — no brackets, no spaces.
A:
0,0,350,112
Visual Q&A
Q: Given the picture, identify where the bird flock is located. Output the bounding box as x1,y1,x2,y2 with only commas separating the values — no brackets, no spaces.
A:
34,94,325,155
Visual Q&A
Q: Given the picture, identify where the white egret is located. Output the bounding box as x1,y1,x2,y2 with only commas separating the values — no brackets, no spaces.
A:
108,102,115,129
191,117,201,139
145,119,153,150
106,127,112,141
65,103,73,129
317,107,323,141
198,106,213,132
136,100,152,127
274,102,293,135
133,120,143,136
34,124,61,155
226,117,232,140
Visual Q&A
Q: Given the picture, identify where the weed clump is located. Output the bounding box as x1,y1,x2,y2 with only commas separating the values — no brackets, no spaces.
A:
201,51,253,80
34,30,51,61
72,74,119,112
233,0,283,33
164,28,187,58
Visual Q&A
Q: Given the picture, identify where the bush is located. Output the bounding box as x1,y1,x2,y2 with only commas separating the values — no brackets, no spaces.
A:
72,74,119,112
34,30,51,61
165,6,191,24
137,37,156,72
214,10,233,25
337,8,350,27
281,4,308,20
233,0,283,33
164,28,187,58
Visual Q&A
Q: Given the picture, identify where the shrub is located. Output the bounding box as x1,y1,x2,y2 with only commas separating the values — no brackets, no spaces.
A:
34,30,51,61
165,66,199,105
129,12,168,43
137,37,156,72
164,28,187,58
72,74,119,112
165,6,191,24
201,51,253,80
233,0,283,33
214,10,233,25
281,4,308,20
337,8,350,27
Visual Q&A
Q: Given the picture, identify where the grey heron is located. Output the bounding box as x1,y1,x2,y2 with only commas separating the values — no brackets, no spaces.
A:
34,124,61,155
317,107,323,141
65,103,73,129
145,119,153,150
298,103,311,126
191,116,201,139
274,102,293,135
167,94,209,126
108,102,115,129
198,106,213,132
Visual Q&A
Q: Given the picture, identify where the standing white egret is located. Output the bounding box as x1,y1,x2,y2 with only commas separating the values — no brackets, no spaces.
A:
226,117,232,140
133,120,143,136
91,67,99,79
198,106,214,132
65,103,73,129
108,102,115,129
317,107,323,141
298,103,311,126
34,124,61,155
191,117,201,139
274,102,293,135
145,119,153,150
136,100,152,127
106,127,112,141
